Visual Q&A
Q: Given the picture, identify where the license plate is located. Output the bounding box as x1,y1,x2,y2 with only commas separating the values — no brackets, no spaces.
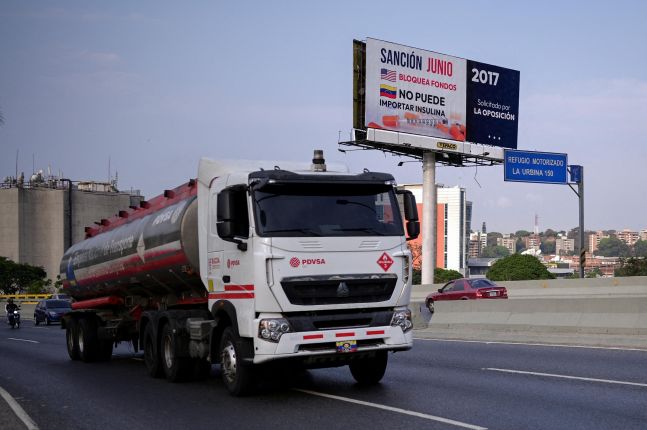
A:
488,291,498,297
336,340,357,353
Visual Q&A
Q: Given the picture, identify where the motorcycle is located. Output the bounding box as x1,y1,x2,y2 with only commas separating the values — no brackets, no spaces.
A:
8,309,21,329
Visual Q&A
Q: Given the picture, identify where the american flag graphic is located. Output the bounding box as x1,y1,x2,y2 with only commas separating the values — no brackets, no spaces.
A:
381,68,396,82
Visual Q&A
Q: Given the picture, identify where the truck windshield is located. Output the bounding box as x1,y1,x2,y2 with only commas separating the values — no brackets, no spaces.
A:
252,183,404,237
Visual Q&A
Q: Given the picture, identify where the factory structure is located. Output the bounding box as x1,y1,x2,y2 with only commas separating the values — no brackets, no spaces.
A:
0,171,144,282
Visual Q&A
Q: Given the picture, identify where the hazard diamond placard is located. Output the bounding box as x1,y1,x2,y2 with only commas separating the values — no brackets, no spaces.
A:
377,252,394,271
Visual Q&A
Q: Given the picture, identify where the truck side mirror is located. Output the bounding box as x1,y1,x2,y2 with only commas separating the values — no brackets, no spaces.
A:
406,221,420,240
217,187,249,251
401,190,420,240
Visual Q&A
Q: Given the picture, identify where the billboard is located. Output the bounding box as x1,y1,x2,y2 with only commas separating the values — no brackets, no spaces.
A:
363,38,520,149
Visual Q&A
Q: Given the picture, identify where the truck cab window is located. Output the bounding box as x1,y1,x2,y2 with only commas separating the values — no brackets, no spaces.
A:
252,183,404,237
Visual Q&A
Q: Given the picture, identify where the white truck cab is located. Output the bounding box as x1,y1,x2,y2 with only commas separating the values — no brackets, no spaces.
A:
196,151,419,393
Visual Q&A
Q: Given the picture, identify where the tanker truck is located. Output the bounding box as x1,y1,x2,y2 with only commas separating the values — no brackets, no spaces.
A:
59,150,419,395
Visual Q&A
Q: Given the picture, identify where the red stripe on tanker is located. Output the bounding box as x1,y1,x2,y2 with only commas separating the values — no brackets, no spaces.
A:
59,182,202,301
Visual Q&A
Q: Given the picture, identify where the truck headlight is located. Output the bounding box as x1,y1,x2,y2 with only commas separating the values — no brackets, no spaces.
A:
258,318,292,342
390,309,413,333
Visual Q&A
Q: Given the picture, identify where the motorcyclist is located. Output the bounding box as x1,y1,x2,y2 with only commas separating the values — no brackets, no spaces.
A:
5,298,19,324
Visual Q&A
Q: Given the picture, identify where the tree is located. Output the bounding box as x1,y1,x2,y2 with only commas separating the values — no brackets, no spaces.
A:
597,237,630,257
633,240,647,257
544,229,557,238
515,238,526,253
434,268,463,284
515,230,531,238
407,242,422,270
585,267,602,278
486,254,555,281
567,227,580,240
540,239,556,254
0,257,48,294
481,245,510,258
615,258,647,276
486,232,503,248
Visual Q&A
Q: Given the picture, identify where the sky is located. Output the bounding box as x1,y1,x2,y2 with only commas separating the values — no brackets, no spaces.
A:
1,1,646,234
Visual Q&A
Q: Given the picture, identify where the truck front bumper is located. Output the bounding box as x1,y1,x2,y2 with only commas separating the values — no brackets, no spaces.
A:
252,324,413,364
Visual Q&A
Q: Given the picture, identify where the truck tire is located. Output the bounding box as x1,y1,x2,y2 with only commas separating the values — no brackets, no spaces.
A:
219,327,255,396
144,324,164,378
349,350,388,385
66,319,80,360
77,318,99,363
161,323,191,382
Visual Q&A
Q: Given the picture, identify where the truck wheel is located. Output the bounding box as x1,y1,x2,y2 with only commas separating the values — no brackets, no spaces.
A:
219,327,254,396
66,319,80,360
77,318,99,363
143,324,164,378
161,324,191,382
349,350,388,385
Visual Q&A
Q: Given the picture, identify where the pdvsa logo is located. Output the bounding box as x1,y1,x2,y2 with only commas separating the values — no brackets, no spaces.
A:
290,257,326,268
227,259,240,269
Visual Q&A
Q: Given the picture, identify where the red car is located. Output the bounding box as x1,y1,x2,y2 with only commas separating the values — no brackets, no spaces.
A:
425,278,507,313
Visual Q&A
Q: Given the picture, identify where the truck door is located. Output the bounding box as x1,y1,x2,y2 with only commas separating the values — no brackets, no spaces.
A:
206,177,228,297
218,185,253,299
208,181,254,331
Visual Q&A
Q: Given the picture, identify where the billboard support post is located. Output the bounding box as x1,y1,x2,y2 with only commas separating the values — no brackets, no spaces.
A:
422,152,436,285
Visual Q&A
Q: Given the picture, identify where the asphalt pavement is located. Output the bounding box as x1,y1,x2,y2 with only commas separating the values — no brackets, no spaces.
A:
3,317,647,430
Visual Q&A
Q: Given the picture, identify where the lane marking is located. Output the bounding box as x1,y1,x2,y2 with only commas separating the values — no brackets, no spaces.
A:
8,338,40,344
484,368,647,388
414,337,647,352
0,385,39,430
295,389,487,430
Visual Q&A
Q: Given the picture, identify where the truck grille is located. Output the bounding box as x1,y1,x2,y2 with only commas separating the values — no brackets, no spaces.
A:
280,274,397,305
285,309,393,331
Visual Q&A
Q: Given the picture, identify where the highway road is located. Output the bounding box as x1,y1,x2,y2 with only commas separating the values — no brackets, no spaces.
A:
1,320,646,430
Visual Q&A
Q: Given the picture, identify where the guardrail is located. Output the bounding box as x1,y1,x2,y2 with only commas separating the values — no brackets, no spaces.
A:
0,294,52,304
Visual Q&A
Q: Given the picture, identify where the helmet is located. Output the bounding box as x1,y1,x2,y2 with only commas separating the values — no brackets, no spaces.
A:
7,298,14,303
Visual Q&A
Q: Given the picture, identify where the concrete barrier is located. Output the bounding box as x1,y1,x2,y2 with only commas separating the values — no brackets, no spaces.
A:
410,277,647,347
422,298,647,335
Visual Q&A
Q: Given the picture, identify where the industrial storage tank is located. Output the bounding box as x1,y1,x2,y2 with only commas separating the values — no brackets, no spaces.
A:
60,181,203,301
